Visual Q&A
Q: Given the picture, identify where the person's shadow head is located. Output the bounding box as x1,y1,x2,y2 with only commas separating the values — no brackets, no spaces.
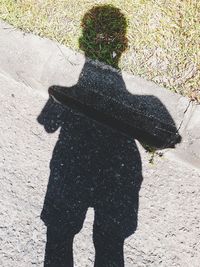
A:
79,4,128,68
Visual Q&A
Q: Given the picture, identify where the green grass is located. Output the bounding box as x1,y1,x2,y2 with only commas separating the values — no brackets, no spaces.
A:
0,0,199,102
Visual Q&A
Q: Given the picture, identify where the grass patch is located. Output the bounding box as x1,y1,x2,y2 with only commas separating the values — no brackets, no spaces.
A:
0,0,199,101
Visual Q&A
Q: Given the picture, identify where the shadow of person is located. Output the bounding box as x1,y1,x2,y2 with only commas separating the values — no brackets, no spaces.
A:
37,5,181,267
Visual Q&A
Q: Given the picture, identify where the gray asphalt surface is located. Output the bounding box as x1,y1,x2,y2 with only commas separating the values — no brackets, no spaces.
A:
0,71,200,267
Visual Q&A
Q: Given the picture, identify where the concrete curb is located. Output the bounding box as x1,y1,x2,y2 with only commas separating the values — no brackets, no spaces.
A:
0,20,199,169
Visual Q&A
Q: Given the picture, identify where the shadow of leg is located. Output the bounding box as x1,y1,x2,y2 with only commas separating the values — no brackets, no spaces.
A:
44,226,74,267
93,226,125,267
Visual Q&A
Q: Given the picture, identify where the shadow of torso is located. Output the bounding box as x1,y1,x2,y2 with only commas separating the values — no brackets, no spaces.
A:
39,95,142,239
38,62,180,266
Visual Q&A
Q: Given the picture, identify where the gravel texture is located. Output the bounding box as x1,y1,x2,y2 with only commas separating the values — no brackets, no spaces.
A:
0,72,200,266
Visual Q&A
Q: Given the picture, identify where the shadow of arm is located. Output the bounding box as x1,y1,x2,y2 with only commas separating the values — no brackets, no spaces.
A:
37,96,66,133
